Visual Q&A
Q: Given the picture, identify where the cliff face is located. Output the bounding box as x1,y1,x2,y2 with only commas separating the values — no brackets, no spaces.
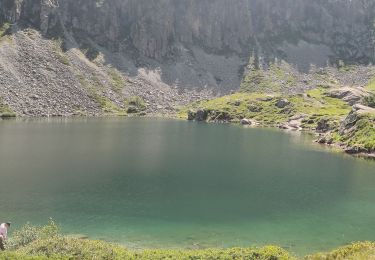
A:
11,0,372,62
2,0,375,75
1,0,375,117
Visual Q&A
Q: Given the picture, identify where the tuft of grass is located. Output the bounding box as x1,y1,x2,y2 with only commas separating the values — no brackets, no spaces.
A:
52,39,70,66
107,68,126,94
366,77,375,93
241,69,280,93
0,23,10,37
76,74,126,115
0,97,16,118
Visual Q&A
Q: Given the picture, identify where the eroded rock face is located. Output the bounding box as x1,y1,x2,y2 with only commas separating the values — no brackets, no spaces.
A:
3,0,375,63
1,0,375,92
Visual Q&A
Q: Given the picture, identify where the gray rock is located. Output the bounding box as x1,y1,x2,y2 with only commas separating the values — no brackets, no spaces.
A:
127,106,139,113
240,118,252,125
326,87,371,105
187,110,196,121
195,109,208,121
275,99,290,109
316,118,330,133
248,103,263,112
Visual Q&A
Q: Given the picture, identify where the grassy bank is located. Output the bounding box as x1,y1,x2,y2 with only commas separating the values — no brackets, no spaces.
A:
179,88,350,128
2,222,375,260
179,80,375,155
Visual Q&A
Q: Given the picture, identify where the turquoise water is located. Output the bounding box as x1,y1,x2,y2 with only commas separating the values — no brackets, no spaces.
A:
0,118,374,255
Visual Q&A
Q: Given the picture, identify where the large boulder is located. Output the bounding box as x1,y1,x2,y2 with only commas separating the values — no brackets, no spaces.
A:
195,109,208,121
339,104,375,134
240,118,252,125
326,87,371,105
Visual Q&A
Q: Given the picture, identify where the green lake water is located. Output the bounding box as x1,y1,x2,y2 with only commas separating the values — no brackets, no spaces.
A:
0,118,374,255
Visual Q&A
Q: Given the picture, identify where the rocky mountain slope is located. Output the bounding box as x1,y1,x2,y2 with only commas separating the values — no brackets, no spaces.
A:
1,0,375,117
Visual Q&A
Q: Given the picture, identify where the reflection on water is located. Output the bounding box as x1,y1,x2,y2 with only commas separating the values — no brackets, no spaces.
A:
0,118,374,255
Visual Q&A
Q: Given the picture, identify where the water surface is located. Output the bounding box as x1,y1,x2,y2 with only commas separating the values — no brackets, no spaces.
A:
0,118,374,255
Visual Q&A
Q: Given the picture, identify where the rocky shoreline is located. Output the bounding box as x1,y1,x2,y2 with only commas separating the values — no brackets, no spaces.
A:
184,85,375,160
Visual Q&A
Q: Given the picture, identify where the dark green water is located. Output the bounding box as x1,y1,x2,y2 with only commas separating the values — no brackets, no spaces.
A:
0,118,374,255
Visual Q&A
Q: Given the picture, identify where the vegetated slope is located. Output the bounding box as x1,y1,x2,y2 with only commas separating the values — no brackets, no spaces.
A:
3,221,375,260
0,0,375,117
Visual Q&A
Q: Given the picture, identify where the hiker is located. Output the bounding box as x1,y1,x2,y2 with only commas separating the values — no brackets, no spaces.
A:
0,222,11,251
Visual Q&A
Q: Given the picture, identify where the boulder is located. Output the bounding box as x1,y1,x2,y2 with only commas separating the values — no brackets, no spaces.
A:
275,99,290,108
352,104,375,114
127,106,138,113
339,104,375,134
316,118,330,132
240,118,252,125
257,96,274,102
195,109,208,121
187,110,196,121
326,87,370,105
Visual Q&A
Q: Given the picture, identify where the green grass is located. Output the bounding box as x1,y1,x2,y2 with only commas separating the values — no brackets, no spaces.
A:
366,77,375,93
338,113,375,152
52,39,70,66
124,96,147,113
0,23,13,45
3,222,375,259
180,88,351,128
0,97,16,118
240,65,298,94
107,68,126,93
0,23,10,37
241,69,280,93
76,74,126,115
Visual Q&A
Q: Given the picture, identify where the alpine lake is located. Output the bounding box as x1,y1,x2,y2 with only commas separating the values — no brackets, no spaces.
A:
0,117,374,256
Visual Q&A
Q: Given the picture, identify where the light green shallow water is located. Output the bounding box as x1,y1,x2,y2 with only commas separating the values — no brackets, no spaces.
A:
0,118,374,255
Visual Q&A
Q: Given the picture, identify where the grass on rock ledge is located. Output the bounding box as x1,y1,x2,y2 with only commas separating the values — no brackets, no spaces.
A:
2,221,375,259
179,88,350,128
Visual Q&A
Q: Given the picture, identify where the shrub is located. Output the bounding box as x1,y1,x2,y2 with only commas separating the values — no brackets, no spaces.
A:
7,219,59,250
362,95,375,108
